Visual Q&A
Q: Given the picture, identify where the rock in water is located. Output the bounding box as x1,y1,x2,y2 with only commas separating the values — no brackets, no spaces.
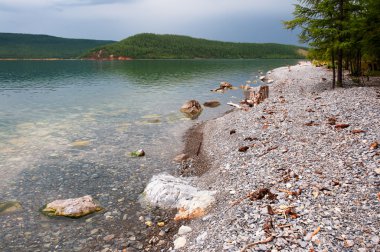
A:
141,173,216,221
130,149,145,157
173,153,190,163
42,195,102,218
219,81,233,89
180,100,203,119
203,100,221,108
0,201,22,215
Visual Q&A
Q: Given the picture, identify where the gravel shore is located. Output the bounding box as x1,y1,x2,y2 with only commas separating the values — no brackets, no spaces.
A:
175,62,380,251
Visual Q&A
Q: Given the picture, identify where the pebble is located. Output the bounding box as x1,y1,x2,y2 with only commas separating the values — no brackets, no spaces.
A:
178,225,192,235
103,234,115,242
371,235,379,244
174,236,186,249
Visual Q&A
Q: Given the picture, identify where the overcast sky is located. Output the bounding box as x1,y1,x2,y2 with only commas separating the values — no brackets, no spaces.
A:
0,0,301,45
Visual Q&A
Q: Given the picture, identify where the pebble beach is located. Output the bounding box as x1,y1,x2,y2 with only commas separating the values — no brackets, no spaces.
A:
174,62,380,251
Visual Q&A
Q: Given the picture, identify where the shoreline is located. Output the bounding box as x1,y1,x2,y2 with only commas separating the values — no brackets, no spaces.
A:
169,62,380,251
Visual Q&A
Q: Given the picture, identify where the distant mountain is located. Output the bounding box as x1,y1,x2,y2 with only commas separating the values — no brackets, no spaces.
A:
83,33,307,60
0,33,114,59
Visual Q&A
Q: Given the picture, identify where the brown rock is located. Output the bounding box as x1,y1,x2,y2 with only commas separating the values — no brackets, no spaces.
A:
219,81,233,89
335,124,350,129
180,100,202,119
203,100,221,108
370,141,379,150
238,146,249,152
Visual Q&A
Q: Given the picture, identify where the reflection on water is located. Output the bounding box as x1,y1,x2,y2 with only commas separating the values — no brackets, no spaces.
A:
0,59,299,251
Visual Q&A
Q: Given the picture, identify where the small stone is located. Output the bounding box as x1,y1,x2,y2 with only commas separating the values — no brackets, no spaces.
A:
299,240,308,248
178,225,192,235
158,230,165,236
157,222,165,227
375,168,380,175
343,240,354,248
173,154,189,163
130,149,145,157
103,234,115,242
174,236,186,249
90,229,99,235
371,235,379,244
157,240,166,246
129,236,136,241
196,232,208,245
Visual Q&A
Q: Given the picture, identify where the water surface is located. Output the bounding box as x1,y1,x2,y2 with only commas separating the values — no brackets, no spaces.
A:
0,59,299,251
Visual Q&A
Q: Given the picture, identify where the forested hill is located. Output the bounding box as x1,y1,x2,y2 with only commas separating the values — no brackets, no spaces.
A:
0,33,114,59
83,33,307,59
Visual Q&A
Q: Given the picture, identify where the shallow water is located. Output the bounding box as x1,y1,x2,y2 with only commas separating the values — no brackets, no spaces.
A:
0,59,299,251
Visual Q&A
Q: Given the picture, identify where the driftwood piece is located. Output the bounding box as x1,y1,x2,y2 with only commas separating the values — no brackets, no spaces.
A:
241,236,275,252
242,85,270,107
227,102,242,109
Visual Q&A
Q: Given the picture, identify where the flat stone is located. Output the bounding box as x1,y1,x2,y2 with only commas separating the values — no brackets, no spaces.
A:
42,195,102,218
178,225,192,235
174,236,186,249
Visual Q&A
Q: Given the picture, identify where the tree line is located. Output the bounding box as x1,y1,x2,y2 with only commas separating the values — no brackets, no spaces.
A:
285,0,380,87
83,33,307,60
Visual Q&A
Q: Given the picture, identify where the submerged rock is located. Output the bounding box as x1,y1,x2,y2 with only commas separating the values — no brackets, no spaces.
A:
180,100,203,119
42,195,102,218
173,153,190,163
130,149,145,157
203,100,221,108
141,173,216,221
0,201,22,215
71,140,90,148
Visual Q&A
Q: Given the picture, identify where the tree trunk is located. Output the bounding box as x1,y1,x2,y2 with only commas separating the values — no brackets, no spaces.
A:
332,50,336,89
337,0,344,87
337,49,343,87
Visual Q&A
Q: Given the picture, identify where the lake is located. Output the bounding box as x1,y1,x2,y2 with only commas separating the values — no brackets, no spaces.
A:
0,59,299,251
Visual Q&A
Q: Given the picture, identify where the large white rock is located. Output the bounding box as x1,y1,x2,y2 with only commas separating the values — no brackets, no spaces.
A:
42,195,102,218
142,173,216,220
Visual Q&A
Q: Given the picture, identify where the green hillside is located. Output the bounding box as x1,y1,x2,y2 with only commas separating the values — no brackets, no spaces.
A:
0,33,114,59
83,33,307,59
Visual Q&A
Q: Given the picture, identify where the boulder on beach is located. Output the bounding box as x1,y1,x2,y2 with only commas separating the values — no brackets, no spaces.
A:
180,100,203,119
203,100,221,108
141,173,216,221
42,195,102,218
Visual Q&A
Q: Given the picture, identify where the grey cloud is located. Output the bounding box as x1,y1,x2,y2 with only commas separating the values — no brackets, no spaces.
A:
57,0,137,6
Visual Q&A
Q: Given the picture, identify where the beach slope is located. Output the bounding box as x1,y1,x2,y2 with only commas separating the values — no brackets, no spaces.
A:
179,62,380,251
